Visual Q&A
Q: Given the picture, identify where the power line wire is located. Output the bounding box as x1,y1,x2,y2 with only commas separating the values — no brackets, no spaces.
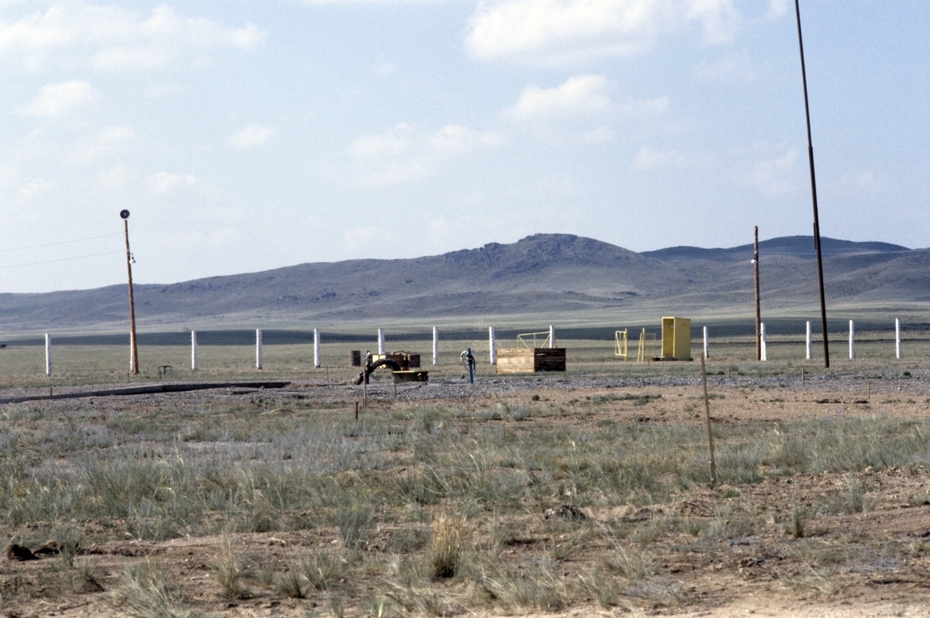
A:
0,233,122,254
0,251,123,270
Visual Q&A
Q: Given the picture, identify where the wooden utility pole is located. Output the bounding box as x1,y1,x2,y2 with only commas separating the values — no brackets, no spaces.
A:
794,0,830,368
754,226,761,361
121,210,139,375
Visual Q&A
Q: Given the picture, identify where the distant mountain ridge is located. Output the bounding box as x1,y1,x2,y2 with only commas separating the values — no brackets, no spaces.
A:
0,234,927,331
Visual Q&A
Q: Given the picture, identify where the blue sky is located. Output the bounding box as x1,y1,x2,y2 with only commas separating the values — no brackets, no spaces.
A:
0,0,927,293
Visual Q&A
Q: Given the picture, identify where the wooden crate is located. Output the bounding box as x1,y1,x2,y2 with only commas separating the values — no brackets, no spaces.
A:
496,348,566,374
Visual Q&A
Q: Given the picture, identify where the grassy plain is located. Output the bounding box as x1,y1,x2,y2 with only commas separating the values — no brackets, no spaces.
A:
2,327,930,617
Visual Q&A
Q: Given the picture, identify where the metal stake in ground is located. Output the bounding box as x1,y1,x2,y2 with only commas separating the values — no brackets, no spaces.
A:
701,355,717,488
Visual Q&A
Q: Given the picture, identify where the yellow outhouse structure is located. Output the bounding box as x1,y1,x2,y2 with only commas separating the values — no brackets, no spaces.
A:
661,317,692,361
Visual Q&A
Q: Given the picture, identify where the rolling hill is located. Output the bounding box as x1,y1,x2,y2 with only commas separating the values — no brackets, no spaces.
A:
0,234,927,332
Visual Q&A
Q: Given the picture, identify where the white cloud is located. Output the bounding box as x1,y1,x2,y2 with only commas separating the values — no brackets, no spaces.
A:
693,50,756,82
767,0,789,19
427,124,504,155
841,168,884,197
227,124,276,149
466,0,740,66
506,74,612,120
742,148,800,194
144,82,183,98
148,171,197,194
349,122,503,185
20,79,98,117
618,96,670,119
350,123,413,158
575,126,614,144
343,226,378,251
299,0,453,4
632,145,708,170
98,165,135,191
71,124,135,163
0,3,265,73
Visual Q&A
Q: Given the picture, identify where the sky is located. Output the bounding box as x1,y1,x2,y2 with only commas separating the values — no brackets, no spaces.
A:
0,0,927,294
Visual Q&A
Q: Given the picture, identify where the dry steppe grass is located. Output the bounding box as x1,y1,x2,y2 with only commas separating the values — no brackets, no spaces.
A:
2,336,930,616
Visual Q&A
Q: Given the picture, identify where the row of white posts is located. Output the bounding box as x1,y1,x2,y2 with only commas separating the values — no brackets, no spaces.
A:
756,318,904,362
38,320,906,377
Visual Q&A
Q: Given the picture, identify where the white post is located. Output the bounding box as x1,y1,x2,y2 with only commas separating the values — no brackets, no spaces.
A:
313,328,321,368
256,329,263,370
489,326,497,365
45,333,52,376
849,320,855,360
549,325,556,349
760,322,767,361
191,330,198,371
805,321,812,360
432,326,439,366
703,326,709,359
895,318,901,360
377,328,385,355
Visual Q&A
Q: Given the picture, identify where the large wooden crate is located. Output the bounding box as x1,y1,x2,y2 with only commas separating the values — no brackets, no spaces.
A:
496,348,566,374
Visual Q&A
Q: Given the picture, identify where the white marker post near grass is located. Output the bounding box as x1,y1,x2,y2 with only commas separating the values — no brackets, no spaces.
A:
314,328,321,368
760,323,767,361
256,329,263,370
45,333,52,377
489,327,497,365
896,319,901,360
377,328,385,355
806,321,812,360
849,320,855,360
191,331,198,371
549,325,555,348
432,326,439,366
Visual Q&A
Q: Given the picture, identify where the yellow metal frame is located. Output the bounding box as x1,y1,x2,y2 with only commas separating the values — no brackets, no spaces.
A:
614,330,628,359
517,331,551,349
637,328,658,362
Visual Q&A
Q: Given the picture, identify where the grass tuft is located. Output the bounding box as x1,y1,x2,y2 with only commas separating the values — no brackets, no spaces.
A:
427,515,465,579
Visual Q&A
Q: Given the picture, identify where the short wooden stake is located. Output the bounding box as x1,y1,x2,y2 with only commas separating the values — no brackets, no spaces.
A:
867,381,871,403
701,356,717,488
363,374,368,408
355,401,359,421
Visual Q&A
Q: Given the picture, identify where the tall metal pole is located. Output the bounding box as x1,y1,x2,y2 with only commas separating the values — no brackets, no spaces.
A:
794,0,830,368
753,226,761,361
121,210,139,375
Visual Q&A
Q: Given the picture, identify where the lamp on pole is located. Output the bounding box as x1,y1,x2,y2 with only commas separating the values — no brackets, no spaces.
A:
121,209,139,375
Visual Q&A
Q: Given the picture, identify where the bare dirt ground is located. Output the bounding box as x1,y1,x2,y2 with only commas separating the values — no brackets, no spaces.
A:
3,367,930,617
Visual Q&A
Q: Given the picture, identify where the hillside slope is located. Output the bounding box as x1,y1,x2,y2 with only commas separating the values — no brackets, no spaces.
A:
0,234,925,331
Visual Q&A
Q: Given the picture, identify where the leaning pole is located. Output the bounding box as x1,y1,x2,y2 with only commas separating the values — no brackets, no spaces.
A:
794,0,830,368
